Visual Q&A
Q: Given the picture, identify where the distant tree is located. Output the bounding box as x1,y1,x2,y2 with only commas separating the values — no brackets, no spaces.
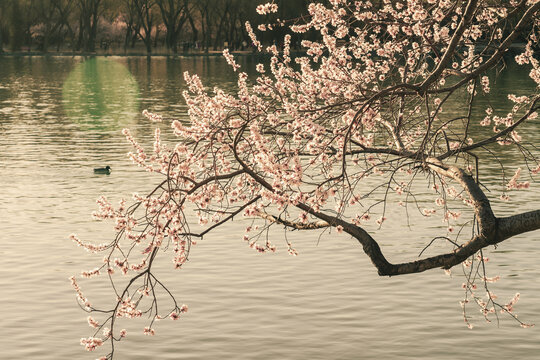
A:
211,0,233,50
0,1,5,53
193,0,214,52
30,0,67,52
51,0,77,51
72,1,540,358
185,3,198,45
156,0,189,53
210,0,253,51
222,0,247,49
0,0,312,53
132,0,158,54
76,0,104,52
97,8,127,48
119,0,140,50
8,0,25,51
241,0,310,49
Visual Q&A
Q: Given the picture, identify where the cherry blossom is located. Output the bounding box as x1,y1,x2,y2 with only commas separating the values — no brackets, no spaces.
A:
72,1,540,357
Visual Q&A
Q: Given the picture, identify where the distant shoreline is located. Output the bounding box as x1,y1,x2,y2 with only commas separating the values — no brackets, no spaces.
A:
0,50,261,57
0,43,526,58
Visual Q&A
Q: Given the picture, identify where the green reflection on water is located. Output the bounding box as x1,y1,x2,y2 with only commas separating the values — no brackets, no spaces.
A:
62,58,140,131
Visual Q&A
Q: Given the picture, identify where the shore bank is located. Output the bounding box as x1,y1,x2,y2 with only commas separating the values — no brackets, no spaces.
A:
0,49,260,57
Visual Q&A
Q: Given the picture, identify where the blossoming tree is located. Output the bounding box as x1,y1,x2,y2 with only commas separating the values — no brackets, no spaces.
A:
71,0,540,358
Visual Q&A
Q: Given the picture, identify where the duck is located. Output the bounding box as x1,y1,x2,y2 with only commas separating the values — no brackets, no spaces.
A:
94,165,112,174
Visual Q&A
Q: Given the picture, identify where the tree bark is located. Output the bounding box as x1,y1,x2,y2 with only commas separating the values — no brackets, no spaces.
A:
134,0,155,54
230,117,540,277
0,22,4,53
9,0,24,51
187,11,197,44
157,0,186,53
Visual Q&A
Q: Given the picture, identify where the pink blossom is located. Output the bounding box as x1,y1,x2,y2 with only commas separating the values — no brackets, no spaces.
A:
422,208,436,216
72,1,540,351
506,168,530,190
87,316,99,328
256,2,278,15
142,109,163,122
143,327,155,336
80,337,103,351
222,49,241,72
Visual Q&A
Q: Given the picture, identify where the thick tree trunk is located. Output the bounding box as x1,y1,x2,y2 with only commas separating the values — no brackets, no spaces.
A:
134,0,154,54
170,30,177,53
88,15,98,52
0,3,3,53
124,24,132,52
187,13,197,44
130,28,138,48
9,0,24,51
54,0,75,51
76,15,83,51
42,32,49,52
213,11,227,50
203,10,210,53
0,26,4,53
231,124,540,277
498,210,540,241
153,27,159,48
145,36,152,53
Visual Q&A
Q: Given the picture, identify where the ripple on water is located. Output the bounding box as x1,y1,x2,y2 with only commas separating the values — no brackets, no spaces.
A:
1,57,539,360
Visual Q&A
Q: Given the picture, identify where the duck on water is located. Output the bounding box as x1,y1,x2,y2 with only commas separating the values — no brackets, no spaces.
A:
94,166,111,174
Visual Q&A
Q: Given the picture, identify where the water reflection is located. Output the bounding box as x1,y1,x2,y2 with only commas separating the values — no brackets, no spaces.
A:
62,57,140,130
0,56,539,360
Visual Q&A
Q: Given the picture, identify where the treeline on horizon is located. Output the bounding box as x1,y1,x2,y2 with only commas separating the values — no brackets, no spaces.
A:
0,0,312,54
0,1,532,55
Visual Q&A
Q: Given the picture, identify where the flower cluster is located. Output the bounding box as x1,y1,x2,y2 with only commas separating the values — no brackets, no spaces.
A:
506,168,530,190
69,276,91,309
80,337,103,352
256,2,278,15
73,0,540,356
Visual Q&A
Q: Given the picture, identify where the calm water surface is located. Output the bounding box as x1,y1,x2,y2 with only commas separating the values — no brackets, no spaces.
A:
0,56,539,359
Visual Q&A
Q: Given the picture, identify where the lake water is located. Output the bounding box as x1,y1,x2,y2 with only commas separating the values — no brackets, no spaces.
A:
1,56,539,359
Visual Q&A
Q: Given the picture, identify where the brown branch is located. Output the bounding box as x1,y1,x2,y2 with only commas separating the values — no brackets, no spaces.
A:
498,210,540,241
437,97,540,159
419,0,479,92
185,169,245,195
440,2,540,93
228,89,539,280
178,196,261,238
256,211,330,230
425,157,496,234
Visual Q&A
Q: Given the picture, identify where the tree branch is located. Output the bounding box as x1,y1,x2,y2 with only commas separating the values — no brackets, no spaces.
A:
419,0,479,92
256,211,330,230
498,210,540,241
